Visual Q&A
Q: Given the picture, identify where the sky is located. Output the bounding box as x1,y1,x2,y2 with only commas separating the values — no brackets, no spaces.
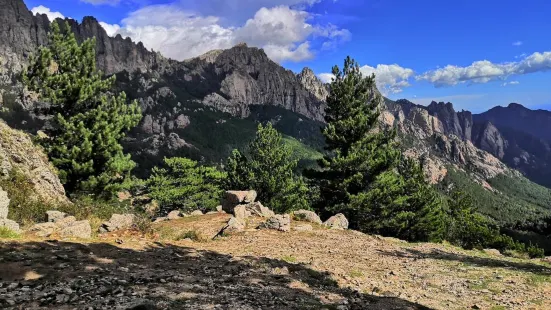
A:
24,0,551,113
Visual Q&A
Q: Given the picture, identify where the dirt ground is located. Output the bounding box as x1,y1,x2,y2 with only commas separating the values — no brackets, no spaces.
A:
1,214,550,309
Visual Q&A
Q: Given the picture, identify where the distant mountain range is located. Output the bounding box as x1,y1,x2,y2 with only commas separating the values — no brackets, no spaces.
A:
1,0,550,228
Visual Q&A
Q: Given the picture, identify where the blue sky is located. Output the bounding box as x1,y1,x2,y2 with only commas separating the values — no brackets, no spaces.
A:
25,0,551,112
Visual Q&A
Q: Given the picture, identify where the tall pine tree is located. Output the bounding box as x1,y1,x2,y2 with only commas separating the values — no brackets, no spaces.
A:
23,21,142,194
226,123,309,213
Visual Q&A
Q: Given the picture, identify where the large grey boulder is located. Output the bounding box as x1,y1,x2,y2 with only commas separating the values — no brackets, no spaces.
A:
0,187,9,220
28,222,57,237
46,210,67,223
221,216,246,234
53,216,76,229
60,220,91,239
246,202,275,218
293,209,322,224
190,210,204,216
222,190,257,213
259,214,291,232
0,219,20,233
99,214,136,233
323,213,349,230
233,205,250,220
167,210,181,220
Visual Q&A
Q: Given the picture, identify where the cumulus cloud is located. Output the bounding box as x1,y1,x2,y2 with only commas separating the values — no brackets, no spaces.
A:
99,22,121,37
114,3,349,62
317,63,415,94
31,5,65,21
512,41,523,46
416,51,551,87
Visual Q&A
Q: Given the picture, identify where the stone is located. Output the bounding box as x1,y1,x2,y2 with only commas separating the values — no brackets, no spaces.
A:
323,213,349,230
483,249,502,256
153,217,167,223
28,222,58,237
222,190,257,213
60,220,91,239
117,191,132,202
46,210,66,223
0,218,20,233
222,216,246,234
293,224,313,232
293,209,322,224
190,210,203,216
233,205,249,220
167,210,181,220
54,216,76,229
245,202,275,218
216,205,224,213
0,187,9,219
260,214,291,232
99,214,136,233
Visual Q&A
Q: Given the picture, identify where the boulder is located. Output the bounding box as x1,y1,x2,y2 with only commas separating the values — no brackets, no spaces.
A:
190,210,203,216
483,249,502,256
46,210,67,223
293,224,313,232
0,219,20,233
167,210,181,220
293,209,322,224
323,213,349,230
246,202,275,218
222,216,246,234
60,220,91,239
28,222,58,237
233,205,249,220
216,205,225,213
153,217,167,223
260,214,291,232
0,187,9,219
99,214,136,233
53,216,76,229
222,190,257,213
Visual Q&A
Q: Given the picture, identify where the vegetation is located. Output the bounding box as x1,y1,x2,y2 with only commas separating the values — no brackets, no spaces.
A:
23,21,141,194
147,157,226,215
0,227,20,239
226,123,310,213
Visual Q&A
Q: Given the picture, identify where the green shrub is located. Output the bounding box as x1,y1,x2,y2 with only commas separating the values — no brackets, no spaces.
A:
0,227,20,239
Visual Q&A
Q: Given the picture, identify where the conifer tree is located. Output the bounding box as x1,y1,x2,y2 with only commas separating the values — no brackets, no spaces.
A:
148,157,226,214
23,21,141,194
226,123,309,213
311,56,400,227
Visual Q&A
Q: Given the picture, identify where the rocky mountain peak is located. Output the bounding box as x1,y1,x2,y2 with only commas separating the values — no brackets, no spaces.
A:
297,67,329,102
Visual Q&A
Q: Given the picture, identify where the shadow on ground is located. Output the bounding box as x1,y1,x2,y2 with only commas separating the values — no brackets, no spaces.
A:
0,240,432,309
378,247,551,275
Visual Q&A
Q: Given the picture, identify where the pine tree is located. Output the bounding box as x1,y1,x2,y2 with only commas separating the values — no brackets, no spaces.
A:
311,56,400,227
147,157,226,214
23,21,141,194
226,123,309,213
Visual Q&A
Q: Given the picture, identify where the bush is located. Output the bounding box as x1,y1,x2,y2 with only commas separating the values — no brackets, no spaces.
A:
147,157,226,215
0,227,20,239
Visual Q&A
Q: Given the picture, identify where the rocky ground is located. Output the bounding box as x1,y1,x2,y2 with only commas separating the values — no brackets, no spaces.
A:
0,213,550,310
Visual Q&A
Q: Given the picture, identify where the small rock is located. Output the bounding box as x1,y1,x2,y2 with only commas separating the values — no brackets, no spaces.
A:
221,216,246,234
190,210,203,216
46,210,67,223
216,205,225,213
323,213,349,230
246,202,275,218
293,209,322,224
99,214,135,233
233,205,249,220
28,222,57,237
54,216,77,229
167,210,181,220
260,214,291,232
0,218,20,233
60,220,91,239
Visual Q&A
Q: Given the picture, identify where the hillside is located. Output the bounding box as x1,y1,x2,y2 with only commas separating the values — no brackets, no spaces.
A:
1,214,550,310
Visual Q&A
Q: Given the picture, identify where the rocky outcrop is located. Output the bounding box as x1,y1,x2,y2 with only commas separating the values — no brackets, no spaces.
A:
0,120,68,204
323,214,349,230
297,67,329,102
28,215,91,238
472,121,506,159
222,190,258,213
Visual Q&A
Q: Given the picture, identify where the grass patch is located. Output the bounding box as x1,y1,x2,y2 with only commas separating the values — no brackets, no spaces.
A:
526,274,551,287
348,269,364,278
281,255,298,263
0,226,20,239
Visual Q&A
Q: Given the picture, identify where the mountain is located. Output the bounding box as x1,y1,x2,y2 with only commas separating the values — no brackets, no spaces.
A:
473,103,551,188
1,0,550,229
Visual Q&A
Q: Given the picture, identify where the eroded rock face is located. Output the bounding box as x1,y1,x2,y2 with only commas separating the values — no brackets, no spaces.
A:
0,121,69,204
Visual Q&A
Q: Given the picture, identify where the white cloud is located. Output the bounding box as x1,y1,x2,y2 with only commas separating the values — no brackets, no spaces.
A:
31,5,65,21
99,22,121,37
513,41,523,46
80,0,121,5
416,51,551,87
317,63,415,94
114,3,349,62
502,80,520,86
